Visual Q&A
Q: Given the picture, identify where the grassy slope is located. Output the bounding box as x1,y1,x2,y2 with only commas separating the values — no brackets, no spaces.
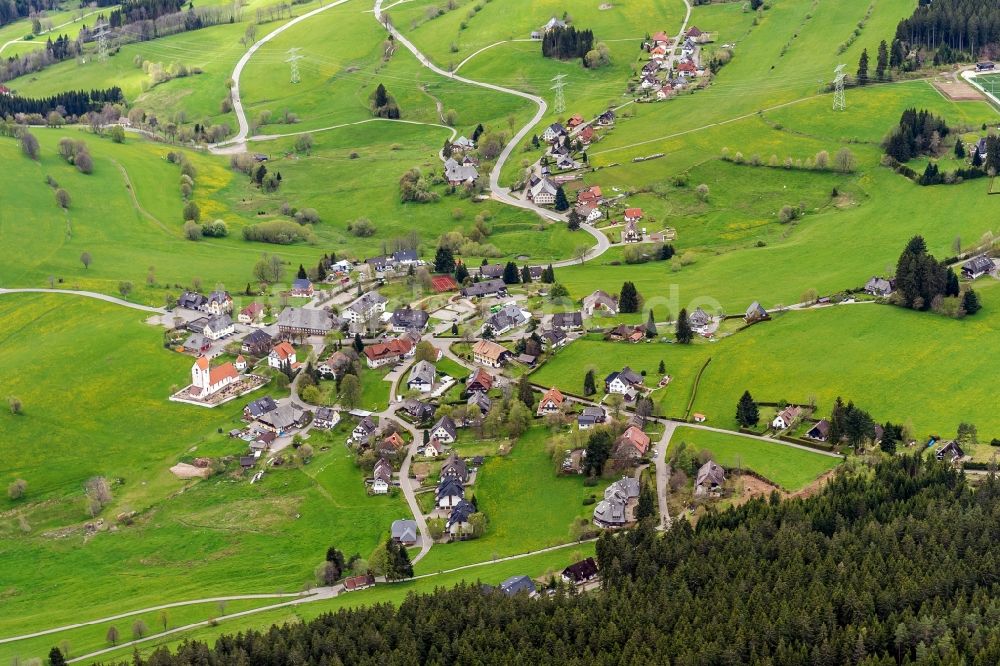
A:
0,294,408,638
671,426,840,491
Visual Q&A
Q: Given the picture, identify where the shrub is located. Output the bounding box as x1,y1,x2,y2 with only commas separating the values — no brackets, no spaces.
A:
182,201,201,223
242,220,317,244
202,220,229,237
295,208,320,224
348,218,377,237
183,220,202,240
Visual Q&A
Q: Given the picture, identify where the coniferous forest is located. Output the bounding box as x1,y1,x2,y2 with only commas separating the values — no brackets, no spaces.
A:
109,457,1000,665
895,0,1000,55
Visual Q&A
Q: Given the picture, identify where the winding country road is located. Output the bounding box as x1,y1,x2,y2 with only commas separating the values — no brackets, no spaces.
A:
0,288,166,314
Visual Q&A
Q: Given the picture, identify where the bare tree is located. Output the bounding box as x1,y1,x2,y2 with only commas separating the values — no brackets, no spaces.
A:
55,189,71,209
84,477,113,517
19,129,39,159
7,478,27,500
80,252,92,270
159,610,169,632
106,626,119,646
131,619,147,640
8,396,23,414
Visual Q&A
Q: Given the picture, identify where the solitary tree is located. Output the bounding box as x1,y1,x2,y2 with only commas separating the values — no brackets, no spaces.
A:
618,281,639,313
8,396,22,415
502,261,520,284
856,48,869,85
340,374,362,408
583,369,596,396
517,374,534,408
8,478,27,499
55,188,71,209
80,251,92,270
583,430,612,477
132,620,147,640
675,308,693,344
118,281,133,299
434,246,455,273
736,390,760,427
658,359,666,374
106,626,119,646
553,185,569,211
875,40,888,80
48,647,67,666
645,309,657,338
454,262,469,283
297,264,308,279
353,333,364,354
963,288,981,315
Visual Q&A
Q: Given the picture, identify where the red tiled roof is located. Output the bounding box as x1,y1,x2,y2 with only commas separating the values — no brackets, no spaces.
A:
209,362,239,385
619,425,650,454
272,341,296,360
625,208,643,219
364,338,413,362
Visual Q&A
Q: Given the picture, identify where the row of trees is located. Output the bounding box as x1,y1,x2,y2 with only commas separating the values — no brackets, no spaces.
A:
0,87,123,118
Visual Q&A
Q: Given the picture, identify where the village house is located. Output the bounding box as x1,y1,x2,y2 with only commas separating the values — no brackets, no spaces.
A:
181,333,210,355
744,301,769,324
606,323,644,343
537,387,565,416
577,185,603,207
461,279,508,299
574,203,603,224
441,451,469,482
562,557,599,585
205,291,233,315
567,113,585,129
437,477,465,508
498,575,537,597
622,219,643,243
688,307,713,335
290,278,314,297
177,291,207,311
244,396,278,421
936,440,966,463
579,125,596,145
467,391,491,417
466,367,494,394
407,360,436,393
400,398,436,422
542,122,568,143
528,177,559,206
238,302,264,325
806,419,830,441
313,407,341,430
236,329,270,357
344,291,388,326
234,355,247,372
583,289,619,316
551,311,583,330
476,263,505,280
372,457,393,495
597,109,616,126
318,351,352,379
578,405,606,430
277,307,340,338
962,255,994,280
593,477,640,528
256,403,307,435
614,425,651,460
202,314,234,341
447,499,476,536
444,157,479,185
353,416,378,443
542,328,569,350
864,276,896,297
380,432,406,455
389,306,429,332
651,31,670,46
624,208,643,223
772,405,802,430
473,339,510,368
452,135,475,151
695,460,726,497
344,573,376,592
424,438,446,457
483,303,530,336
364,338,413,368
605,367,644,400
430,415,458,444
391,519,418,546
267,341,298,370
676,60,698,77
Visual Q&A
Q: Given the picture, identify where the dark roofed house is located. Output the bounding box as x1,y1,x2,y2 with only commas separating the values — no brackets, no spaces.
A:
243,396,278,421
389,306,429,332
864,277,895,297
290,278,314,296
277,307,339,337
467,391,491,416
466,367,494,393
562,557,599,585
498,575,537,597
806,419,830,441
744,301,769,324
962,255,994,280
177,291,206,310
578,405,606,430
400,398,436,422
695,460,726,496
936,440,966,463
391,519,418,545
446,498,477,535
477,263,505,279
552,312,584,330
542,328,568,349
241,329,274,356
440,451,468,481
431,416,458,443
461,279,508,299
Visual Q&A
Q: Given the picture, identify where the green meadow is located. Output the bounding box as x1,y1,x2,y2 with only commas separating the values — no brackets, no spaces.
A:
671,427,841,491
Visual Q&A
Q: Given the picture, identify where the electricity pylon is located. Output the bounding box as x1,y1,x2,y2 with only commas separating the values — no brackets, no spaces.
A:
551,74,567,114
832,64,846,111
286,48,303,84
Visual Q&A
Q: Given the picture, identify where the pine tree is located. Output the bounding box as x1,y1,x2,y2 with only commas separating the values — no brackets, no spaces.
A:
517,375,534,408
946,269,960,297
454,262,469,283
645,309,657,338
542,265,555,283
963,288,981,315
521,265,532,283
954,139,965,159
583,369,596,396
675,308,692,344
434,246,455,273
736,390,759,427
856,48,869,85
554,185,569,211
875,40,888,80
567,208,582,230
828,396,846,444
316,260,327,281
48,647,67,666
353,333,364,353
618,281,639,313
658,360,665,374
973,147,983,167
502,261,520,284
442,138,452,158
635,485,656,520
297,264,307,280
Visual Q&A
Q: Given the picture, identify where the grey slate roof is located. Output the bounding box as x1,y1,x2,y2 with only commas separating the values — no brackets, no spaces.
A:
551,312,583,329
440,451,468,481
391,519,418,542
277,307,338,333
432,415,458,441
407,360,436,387
447,499,476,529
461,279,507,298
436,476,465,500
499,575,537,596
444,158,479,183
695,460,726,491
390,306,429,330
245,396,278,419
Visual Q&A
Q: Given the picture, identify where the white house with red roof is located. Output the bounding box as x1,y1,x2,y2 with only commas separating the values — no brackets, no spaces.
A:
190,356,239,399
238,302,264,325
268,341,299,369
624,208,643,223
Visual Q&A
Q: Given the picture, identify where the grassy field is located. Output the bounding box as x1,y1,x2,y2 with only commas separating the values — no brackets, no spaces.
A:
414,426,605,573
671,427,841,491
0,294,409,640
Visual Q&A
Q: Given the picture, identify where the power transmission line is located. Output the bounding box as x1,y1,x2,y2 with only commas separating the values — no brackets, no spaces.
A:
93,21,109,63
286,47,304,84
551,74,567,114
832,64,846,111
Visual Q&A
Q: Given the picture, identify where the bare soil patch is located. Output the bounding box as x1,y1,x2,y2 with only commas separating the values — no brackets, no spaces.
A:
934,79,984,101
170,462,211,479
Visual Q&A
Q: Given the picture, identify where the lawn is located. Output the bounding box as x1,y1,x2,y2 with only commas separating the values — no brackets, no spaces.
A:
671,427,841,492
0,295,407,640
414,426,604,573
